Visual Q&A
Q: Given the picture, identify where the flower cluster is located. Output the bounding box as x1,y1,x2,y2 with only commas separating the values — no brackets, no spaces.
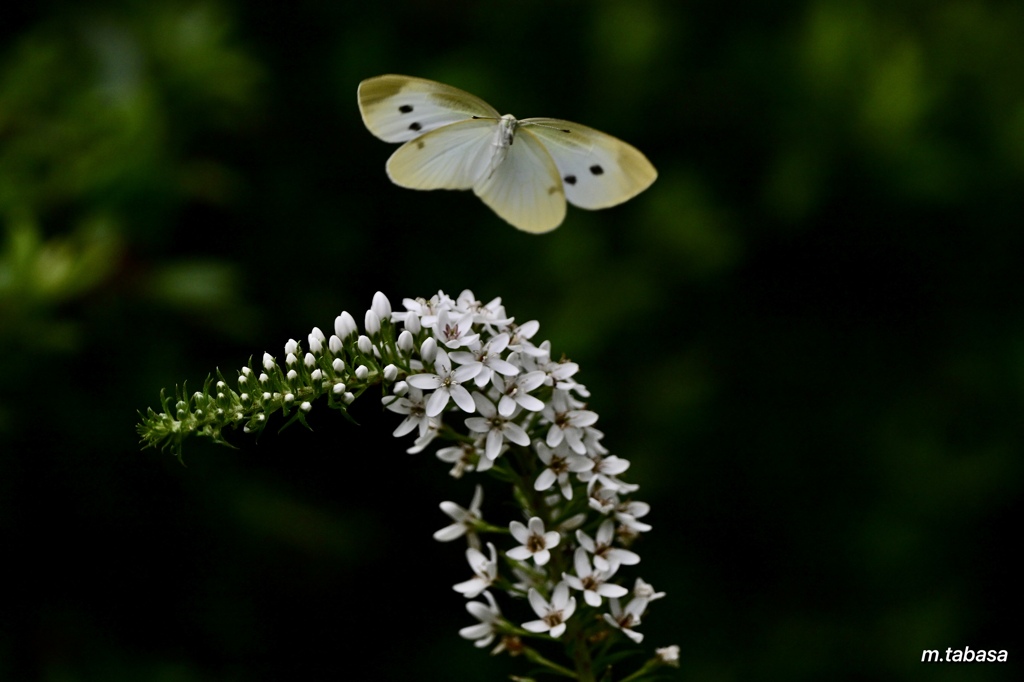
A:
137,290,678,680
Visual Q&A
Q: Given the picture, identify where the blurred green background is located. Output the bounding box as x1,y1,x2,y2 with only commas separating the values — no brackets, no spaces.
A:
2,0,1020,680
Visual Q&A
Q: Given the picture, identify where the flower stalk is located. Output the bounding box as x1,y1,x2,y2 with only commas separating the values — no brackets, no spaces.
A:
137,289,677,680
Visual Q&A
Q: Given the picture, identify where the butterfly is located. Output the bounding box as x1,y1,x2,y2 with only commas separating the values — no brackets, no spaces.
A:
357,74,657,233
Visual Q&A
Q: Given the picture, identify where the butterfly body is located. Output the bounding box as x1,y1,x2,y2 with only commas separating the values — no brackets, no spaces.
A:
358,75,656,233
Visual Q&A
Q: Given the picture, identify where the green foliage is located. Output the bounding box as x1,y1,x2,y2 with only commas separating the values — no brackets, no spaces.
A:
3,0,1022,680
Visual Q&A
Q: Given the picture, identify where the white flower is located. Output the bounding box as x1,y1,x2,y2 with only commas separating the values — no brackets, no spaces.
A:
507,517,560,566
535,442,594,500
449,332,520,388
588,487,620,515
384,387,434,438
615,499,653,533
458,291,511,329
433,485,484,548
453,542,498,598
405,423,439,454
543,391,598,455
436,442,492,478
459,591,503,648
562,547,628,607
406,349,481,417
464,393,530,460
576,520,640,572
505,319,542,355
578,454,632,492
433,309,480,349
602,595,648,643
522,582,577,639
632,577,666,603
657,645,680,666
491,371,546,417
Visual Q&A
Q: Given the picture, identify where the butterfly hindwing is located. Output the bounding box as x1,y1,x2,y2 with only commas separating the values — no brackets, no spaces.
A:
358,75,500,143
521,118,657,210
387,118,499,190
473,126,566,234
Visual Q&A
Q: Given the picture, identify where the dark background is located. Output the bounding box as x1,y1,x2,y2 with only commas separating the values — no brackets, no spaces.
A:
1,1,1020,680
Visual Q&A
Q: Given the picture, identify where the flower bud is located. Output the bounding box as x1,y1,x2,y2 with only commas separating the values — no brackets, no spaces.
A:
334,311,357,338
372,291,392,320
404,312,422,334
420,336,437,363
364,310,381,336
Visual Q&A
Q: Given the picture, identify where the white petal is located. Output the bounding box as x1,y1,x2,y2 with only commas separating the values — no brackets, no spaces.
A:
471,391,497,416
450,384,477,413
574,547,591,576
522,619,550,634
506,546,533,561
433,524,466,542
503,422,530,446
598,583,629,599
488,358,520,376
509,520,529,543
464,417,490,434
534,469,557,491
485,430,503,460
516,393,546,412
425,389,451,417
406,373,441,389
453,363,483,383
527,588,549,617
498,394,518,417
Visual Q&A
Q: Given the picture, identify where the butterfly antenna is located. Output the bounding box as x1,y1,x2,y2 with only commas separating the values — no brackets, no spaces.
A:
524,121,571,134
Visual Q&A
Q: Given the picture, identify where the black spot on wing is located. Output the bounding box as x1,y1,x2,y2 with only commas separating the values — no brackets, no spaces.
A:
409,122,422,131
564,175,577,185
398,104,413,113
590,165,604,176
416,140,425,149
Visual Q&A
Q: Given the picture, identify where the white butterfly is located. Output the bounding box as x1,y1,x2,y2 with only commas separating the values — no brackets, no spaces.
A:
357,74,657,233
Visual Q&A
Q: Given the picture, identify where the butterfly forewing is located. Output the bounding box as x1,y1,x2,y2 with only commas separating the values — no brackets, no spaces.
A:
386,118,499,190
358,74,658,232
358,75,500,143
521,118,657,210
473,127,566,234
